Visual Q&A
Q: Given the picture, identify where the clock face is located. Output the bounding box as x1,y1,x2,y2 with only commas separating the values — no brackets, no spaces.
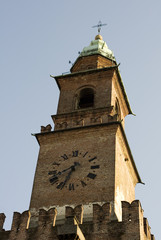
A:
48,150,100,191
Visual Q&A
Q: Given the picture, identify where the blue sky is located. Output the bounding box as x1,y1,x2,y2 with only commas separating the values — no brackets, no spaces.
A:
1,1,161,238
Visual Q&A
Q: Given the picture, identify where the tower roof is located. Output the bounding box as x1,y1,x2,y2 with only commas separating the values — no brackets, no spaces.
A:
79,34,116,62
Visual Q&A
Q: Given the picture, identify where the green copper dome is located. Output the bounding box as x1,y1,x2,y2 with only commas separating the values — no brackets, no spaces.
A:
80,34,116,62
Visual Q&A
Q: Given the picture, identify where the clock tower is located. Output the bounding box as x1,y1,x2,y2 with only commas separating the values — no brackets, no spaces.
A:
0,33,155,240
29,34,141,224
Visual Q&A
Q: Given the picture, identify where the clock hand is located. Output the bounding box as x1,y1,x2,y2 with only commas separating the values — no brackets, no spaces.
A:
58,166,72,175
49,162,80,184
49,162,80,176
49,166,72,177
73,161,80,167
58,162,80,190
59,169,73,189
60,162,80,173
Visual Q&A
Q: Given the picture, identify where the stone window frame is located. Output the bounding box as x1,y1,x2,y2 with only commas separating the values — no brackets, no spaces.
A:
74,85,96,110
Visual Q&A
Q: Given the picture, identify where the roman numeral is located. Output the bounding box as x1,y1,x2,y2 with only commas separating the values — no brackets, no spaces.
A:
81,181,87,187
61,154,68,160
91,165,100,169
48,170,57,175
50,176,58,184
87,173,97,179
57,182,64,189
89,156,97,162
72,150,79,157
83,152,88,158
52,162,60,166
69,183,74,190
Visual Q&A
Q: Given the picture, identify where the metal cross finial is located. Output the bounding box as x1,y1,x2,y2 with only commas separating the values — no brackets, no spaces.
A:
92,20,107,34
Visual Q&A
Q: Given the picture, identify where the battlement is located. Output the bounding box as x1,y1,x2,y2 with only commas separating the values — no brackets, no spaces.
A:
122,200,144,221
0,200,155,240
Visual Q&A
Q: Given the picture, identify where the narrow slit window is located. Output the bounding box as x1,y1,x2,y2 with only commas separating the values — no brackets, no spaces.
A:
78,88,94,109
115,98,121,120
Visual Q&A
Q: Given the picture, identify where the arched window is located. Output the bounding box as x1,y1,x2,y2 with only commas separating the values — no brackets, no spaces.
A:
78,88,94,109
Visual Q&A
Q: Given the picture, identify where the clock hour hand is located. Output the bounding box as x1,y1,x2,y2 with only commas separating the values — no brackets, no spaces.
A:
49,162,80,177
59,162,80,174
49,162,80,184
48,166,71,178
58,166,72,175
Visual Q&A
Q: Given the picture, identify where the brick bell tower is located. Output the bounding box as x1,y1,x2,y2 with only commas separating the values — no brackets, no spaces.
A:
0,34,155,240
29,33,142,222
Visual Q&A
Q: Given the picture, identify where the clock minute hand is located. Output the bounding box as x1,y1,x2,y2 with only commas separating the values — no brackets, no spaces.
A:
60,169,73,189
60,163,79,189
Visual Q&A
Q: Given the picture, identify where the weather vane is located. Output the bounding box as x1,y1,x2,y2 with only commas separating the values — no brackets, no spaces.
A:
92,21,107,34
